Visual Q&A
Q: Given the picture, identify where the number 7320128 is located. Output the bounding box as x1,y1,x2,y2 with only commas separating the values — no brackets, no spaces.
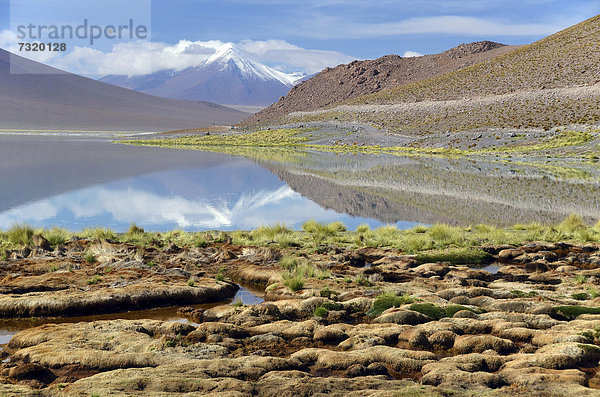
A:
18,42,67,52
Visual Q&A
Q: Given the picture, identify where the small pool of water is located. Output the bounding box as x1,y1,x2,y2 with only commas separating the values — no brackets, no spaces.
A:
231,285,265,306
0,283,265,343
0,301,223,334
477,263,502,274
0,331,16,345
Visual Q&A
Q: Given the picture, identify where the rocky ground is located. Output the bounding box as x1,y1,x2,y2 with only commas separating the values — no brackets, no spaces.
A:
2,235,600,395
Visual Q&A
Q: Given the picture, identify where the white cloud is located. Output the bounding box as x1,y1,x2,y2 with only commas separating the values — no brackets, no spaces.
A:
0,31,356,77
294,15,564,39
0,29,17,49
237,39,355,74
402,51,423,58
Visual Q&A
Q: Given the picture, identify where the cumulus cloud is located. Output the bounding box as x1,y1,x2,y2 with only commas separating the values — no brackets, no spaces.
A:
0,31,356,77
402,50,423,58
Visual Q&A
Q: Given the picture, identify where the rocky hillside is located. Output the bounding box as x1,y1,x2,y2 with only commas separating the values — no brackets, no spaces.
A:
245,41,518,124
276,15,600,134
353,15,600,105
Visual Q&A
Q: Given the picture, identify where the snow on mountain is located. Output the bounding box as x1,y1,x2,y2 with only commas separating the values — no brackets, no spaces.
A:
100,44,307,107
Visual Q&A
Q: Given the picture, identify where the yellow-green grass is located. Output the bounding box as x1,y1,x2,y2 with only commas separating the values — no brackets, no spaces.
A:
123,127,598,161
1,215,599,254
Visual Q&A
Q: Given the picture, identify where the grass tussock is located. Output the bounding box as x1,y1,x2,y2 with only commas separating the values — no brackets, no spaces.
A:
82,227,116,241
5,224,35,247
42,227,71,248
0,215,597,253
281,257,315,292
367,292,414,316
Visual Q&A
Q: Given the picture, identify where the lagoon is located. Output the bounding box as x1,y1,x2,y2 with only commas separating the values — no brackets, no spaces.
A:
1,133,599,231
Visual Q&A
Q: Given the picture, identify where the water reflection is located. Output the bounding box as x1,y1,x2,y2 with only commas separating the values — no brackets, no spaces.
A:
0,164,410,231
1,134,599,230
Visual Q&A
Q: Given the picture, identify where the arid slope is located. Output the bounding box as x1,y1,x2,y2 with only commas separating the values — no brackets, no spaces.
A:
245,42,518,124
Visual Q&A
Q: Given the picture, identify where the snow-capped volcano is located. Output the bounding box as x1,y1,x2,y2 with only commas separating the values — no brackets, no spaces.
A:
100,44,306,106
204,44,304,86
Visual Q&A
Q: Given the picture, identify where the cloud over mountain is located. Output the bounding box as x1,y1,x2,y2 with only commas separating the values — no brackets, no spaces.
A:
0,33,356,77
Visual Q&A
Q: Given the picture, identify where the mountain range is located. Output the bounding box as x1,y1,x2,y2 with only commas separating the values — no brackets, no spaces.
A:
101,44,306,106
0,49,247,132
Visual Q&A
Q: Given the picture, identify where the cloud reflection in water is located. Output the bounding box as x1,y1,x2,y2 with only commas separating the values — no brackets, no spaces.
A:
0,171,381,231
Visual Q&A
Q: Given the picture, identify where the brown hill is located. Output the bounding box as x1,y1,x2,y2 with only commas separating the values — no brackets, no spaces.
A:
259,15,600,135
244,41,519,124
353,14,600,105
0,49,247,132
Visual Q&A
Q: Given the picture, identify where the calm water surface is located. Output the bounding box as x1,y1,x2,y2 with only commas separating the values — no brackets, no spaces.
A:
1,133,599,230
0,134,415,231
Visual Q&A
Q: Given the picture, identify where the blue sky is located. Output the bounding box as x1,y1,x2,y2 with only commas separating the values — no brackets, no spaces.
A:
147,0,598,57
0,0,598,76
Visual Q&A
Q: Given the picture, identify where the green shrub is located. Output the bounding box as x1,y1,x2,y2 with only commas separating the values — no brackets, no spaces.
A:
214,231,229,243
232,299,244,307
193,234,209,248
575,274,589,284
87,275,102,285
313,306,328,318
355,275,372,286
579,326,600,343
251,223,292,243
511,290,538,298
123,225,154,246
428,224,463,246
85,251,97,264
401,234,433,252
321,301,343,311
320,287,335,299
411,225,428,233
367,292,413,316
365,225,402,247
128,223,145,234
279,255,299,270
302,220,346,245
187,278,196,287
315,268,331,280
215,268,227,282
